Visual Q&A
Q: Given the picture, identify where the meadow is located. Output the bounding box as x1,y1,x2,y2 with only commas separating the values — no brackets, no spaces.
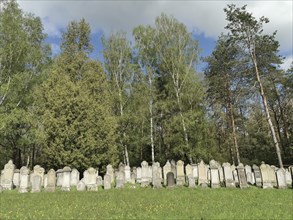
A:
0,186,292,220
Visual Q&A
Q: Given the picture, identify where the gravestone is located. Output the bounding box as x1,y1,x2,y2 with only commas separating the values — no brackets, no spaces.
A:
116,171,125,189
106,164,115,184
56,169,63,187
148,166,153,183
61,166,71,191
167,172,175,188
104,174,111,190
222,162,235,188
276,168,287,189
245,165,253,185
130,172,136,184
136,167,142,183
77,180,86,191
31,175,42,193
163,161,172,186
209,160,220,188
118,162,125,173
19,166,29,193
233,169,239,186
13,169,20,188
187,175,196,188
84,167,97,191
237,163,248,189
218,165,224,184
0,170,3,187
46,169,56,192
198,160,208,187
253,164,262,187
141,161,149,187
176,160,185,186
44,174,48,189
285,169,292,186
97,176,103,187
31,165,45,187
2,160,15,190
260,162,273,189
185,164,193,180
152,162,161,185
251,171,255,185
268,165,277,187
170,160,177,179
124,165,131,183
192,164,198,184
152,170,162,188
70,168,79,186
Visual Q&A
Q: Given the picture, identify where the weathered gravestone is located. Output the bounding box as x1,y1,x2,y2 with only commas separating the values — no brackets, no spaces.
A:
125,165,131,183
187,175,196,188
97,176,103,187
61,166,71,191
192,164,198,184
31,175,42,193
136,167,142,183
130,172,136,184
31,165,45,187
70,168,79,186
56,169,63,187
163,161,172,186
209,160,220,188
13,169,20,188
269,165,277,187
237,163,248,189
148,166,153,183
185,164,193,181
276,168,287,189
141,161,149,187
84,167,97,191
253,164,262,187
176,160,185,186
167,172,175,188
260,162,273,189
245,165,253,185
44,174,48,189
116,171,125,189
218,165,224,184
106,164,115,184
19,166,29,193
285,169,292,187
231,165,239,187
222,162,235,188
152,162,162,186
1,160,15,190
198,160,208,187
46,169,56,192
77,180,86,191
153,170,162,188
104,174,111,190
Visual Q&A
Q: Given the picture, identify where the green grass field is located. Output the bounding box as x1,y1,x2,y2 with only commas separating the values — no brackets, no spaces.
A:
0,186,292,219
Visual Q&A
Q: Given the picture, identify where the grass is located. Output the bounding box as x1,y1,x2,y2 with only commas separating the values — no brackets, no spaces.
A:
0,185,292,220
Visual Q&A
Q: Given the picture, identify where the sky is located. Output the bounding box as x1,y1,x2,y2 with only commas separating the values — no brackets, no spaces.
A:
17,0,293,71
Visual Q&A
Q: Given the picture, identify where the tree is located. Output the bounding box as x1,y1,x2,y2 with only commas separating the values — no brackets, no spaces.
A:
224,4,284,168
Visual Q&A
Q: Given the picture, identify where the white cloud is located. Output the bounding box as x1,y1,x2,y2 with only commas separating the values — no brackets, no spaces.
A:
17,0,292,55
281,55,293,71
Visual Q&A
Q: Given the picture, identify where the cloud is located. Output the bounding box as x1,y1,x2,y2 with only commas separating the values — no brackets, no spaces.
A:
281,55,293,71
17,0,292,55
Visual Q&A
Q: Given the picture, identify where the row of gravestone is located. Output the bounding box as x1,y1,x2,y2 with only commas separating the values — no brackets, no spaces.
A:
0,159,292,193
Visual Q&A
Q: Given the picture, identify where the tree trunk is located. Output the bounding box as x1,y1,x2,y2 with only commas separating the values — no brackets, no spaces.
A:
149,76,155,164
229,101,241,164
251,51,283,168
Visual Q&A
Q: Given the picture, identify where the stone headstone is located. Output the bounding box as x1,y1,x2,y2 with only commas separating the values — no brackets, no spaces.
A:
104,174,111,190
61,166,71,191
77,180,86,191
70,168,79,186
13,169,20,188
285,169,292,186
84,167,97,191
260,162,273,189
44,174,48,189
176,160,185,186
170,160,177,179
97,176,103,187
19,166,29,193
233,169,239,186
192,164,198,183
253,164,262,187
124,165,131,183
116,171,125,189
163,161,172,186
136,167,142,183
222,162,235,188
141,161,149,187
218,166,224,184
167,172,175,188
148,166,153,183
245,165,253,185
1,160,15,190
251,171,255,185
276,168,287,189
118,162,125,173
106,164,115,184
130,172,136,184
198,160,208,187
187,175,196,188
210,160,220,188
31,175,42,193
31,165,45,187
46,169,56,192
152,170,162,188
56,169,63,187
185,164,193,179
237,163,248,189
268,165,277,187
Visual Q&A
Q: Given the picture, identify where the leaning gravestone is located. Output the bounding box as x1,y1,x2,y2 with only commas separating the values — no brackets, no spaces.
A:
222,162,235,188
19,166,29,193
70,168,79,186
141,161,149,187
253,164,262,187
106,164,115,184
84,167,97,191
61,166,71,191
31,175,42,193
260,162,273,189
167,172,175,188
276,168,287,189
2,160,15,190
245,165,253,185
198,160,208,187
104,174,111,190
163,161,172,186
237,163,248,189
56,169,63,187
176,160,185,186
116,171,125,189
46,169,56,192
77,180,86,191
209,160,220,188
13,169,20,188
